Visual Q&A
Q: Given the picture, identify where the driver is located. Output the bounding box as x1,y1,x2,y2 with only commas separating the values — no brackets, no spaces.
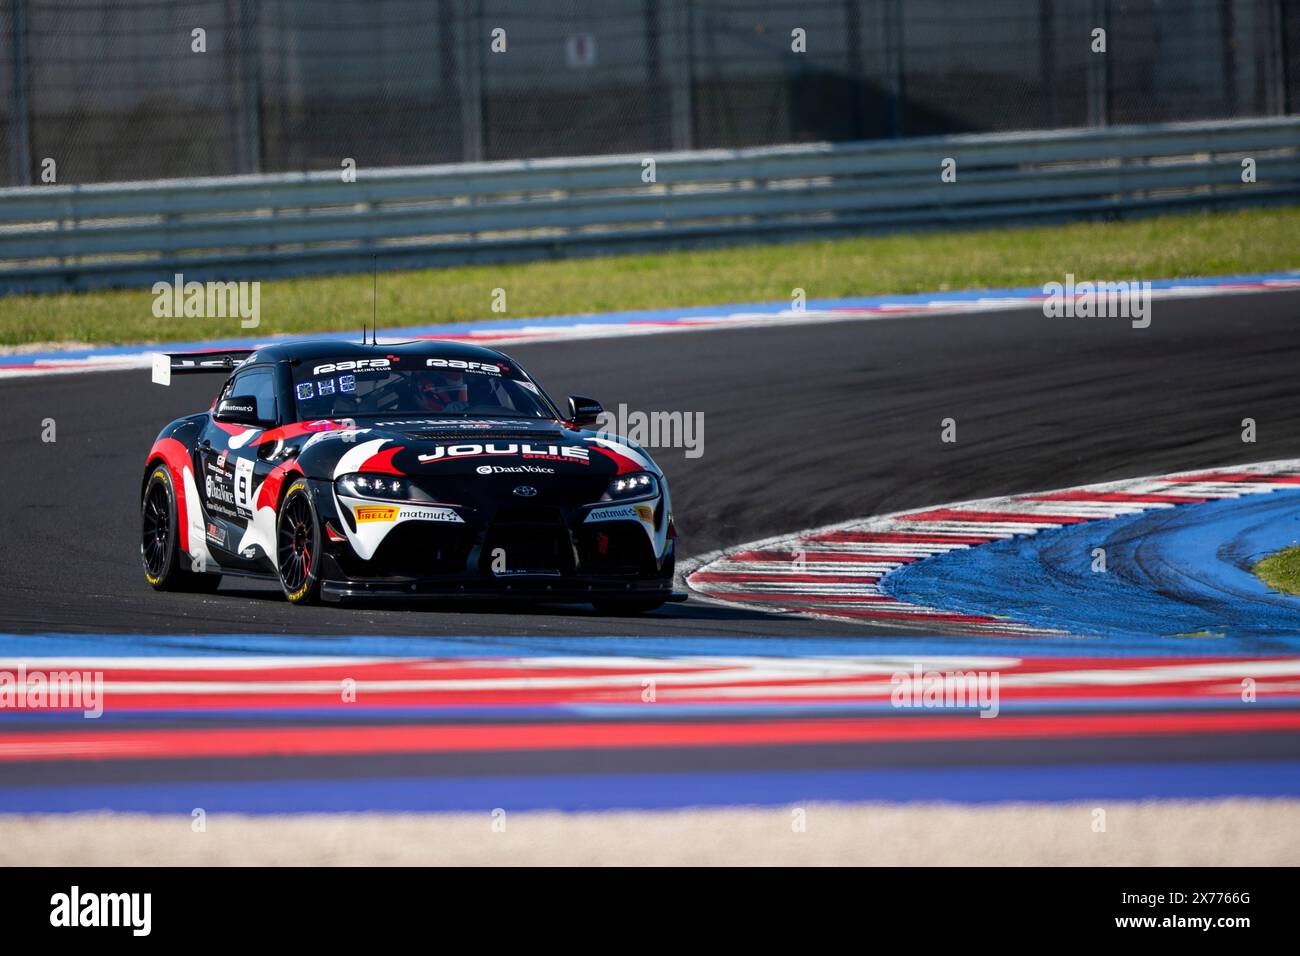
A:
414,370,470,412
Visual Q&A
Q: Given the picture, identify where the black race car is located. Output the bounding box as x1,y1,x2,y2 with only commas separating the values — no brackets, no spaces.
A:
141,338,683,613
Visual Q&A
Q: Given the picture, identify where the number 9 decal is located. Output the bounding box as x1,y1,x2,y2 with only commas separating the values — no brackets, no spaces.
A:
234,457,256,515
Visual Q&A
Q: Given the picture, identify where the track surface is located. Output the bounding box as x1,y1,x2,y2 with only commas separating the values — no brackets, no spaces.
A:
4,290,1300,636
3,289,1300,822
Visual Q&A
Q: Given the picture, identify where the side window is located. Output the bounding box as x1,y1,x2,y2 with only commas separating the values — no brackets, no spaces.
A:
485,377,519,412
230,367,278,424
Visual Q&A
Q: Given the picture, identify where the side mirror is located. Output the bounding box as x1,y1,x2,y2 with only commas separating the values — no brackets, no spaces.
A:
568,395,603,427
215,395,273,428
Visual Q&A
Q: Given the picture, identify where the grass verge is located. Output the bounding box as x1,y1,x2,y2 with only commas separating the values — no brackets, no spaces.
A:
1252,546,1300,596
1,205,1297,349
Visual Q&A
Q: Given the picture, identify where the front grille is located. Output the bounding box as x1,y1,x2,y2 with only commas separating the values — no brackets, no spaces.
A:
493,506,562,525
366,522,473,577
481,506,574,574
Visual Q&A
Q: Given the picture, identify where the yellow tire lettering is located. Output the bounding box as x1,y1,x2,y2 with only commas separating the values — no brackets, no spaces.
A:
283,482,313,601
144,466,173,585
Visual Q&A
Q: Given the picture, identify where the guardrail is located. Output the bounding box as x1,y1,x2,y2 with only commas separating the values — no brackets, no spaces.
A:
1,117,1297,295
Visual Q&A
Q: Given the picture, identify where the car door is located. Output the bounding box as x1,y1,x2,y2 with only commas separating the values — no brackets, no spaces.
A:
198,365,281,563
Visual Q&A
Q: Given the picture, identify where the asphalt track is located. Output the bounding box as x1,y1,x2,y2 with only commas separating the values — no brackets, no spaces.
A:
3,289,1300,824
5,288,1300,637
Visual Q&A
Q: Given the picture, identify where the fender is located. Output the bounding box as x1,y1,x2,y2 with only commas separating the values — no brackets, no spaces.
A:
142,415,208,560
141,415,207,491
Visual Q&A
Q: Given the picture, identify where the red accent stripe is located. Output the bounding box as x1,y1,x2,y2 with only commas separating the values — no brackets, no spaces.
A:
46,674,1300,712
250,420,348,446
359,445,405,475
0,360,127,372
1164,472,1300,484
720,593,896,604
690,571,881,584
818,608,1002,624
808,531,993,545
728,550,916,564
254,458,299,511
589,445,643,475
901,508,1091,525
6,711,1298,763
1024,491,1209,504
13,658,1300,712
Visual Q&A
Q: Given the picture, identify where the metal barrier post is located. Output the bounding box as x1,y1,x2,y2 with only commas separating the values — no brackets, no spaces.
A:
8,0,32,186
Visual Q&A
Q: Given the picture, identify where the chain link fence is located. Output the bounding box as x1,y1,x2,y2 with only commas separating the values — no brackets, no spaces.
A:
1,0,1296,186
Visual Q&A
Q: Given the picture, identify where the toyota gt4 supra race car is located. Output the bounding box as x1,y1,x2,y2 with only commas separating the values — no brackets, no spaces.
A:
141,339,685,613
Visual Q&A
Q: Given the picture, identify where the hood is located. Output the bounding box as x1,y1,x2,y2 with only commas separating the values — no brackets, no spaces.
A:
360,417,606,476
368,417,571,445
297,415,656,485
304,417,660,514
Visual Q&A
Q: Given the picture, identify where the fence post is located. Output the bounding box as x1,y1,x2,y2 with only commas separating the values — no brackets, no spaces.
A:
1219,0,1236,115
665,0,693,151
1267,0,1288,115
240,0,261,173
1087,0,1109,126
8,0,31,185
223,0,263,175
456,0,484,161
1040,0,1056,127
843,0,864,137
883,0,904,137
222,0,260,175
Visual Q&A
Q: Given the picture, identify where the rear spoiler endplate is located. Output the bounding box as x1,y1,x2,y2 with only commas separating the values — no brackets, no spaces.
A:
151,349,255,386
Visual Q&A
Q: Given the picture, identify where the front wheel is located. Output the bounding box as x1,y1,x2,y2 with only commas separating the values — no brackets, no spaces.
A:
591,597,666,616
140,465,221,592
277,480,323,605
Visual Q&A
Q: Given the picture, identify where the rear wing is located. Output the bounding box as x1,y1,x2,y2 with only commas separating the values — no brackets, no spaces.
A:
151,349,255,386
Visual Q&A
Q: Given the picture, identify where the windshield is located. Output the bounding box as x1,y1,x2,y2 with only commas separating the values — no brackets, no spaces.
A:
291,357,557,420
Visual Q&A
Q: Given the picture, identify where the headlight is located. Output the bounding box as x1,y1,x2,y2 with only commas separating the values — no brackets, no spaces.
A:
337,472,423,501
602,472,659,502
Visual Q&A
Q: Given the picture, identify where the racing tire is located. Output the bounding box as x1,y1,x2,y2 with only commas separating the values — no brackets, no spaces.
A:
590,597,666,616
140,465,222,593
277,480,323,605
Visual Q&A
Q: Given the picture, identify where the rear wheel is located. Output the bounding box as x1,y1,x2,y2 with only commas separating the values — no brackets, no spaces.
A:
591,597,666,616
140,465,221,592
277,480,323,605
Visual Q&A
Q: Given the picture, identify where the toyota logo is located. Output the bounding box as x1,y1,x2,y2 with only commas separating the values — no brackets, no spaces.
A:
513,485,538,497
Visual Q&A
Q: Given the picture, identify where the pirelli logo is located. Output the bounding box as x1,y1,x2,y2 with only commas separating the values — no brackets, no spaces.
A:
354,505,398,523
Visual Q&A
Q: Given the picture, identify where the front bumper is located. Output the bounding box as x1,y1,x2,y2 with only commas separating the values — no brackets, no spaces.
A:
307,477,677,602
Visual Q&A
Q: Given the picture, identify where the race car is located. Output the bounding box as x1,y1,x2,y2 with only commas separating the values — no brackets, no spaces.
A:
141,339,684,613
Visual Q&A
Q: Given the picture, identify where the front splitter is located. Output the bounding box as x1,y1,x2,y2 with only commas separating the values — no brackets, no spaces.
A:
320,577,687,605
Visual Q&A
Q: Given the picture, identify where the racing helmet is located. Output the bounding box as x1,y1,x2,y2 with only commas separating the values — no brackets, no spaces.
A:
415,370,468,411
